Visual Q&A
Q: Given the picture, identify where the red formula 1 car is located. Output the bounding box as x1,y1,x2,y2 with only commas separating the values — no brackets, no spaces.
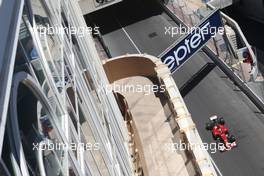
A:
206,116,237,152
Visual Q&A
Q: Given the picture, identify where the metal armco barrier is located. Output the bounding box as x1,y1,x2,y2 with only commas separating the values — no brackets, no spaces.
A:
158,0,264,114
203,46,264,113
207,3,259,81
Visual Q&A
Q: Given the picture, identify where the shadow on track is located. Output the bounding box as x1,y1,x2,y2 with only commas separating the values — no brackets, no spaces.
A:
180,63,216,97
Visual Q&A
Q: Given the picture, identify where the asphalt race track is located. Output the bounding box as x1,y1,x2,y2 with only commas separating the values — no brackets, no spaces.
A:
88,0,264,175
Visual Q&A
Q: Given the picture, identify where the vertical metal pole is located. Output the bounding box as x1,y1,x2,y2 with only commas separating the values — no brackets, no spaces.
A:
213,38,220,56
188,14,193,26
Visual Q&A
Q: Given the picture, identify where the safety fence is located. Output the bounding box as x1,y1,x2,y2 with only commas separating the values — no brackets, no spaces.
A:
162,0,258,82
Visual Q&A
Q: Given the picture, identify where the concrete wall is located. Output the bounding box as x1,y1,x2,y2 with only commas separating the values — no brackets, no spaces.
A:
103,55,157,83
103,54,217,176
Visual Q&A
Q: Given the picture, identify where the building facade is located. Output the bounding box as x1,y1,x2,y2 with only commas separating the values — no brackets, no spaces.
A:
0,0,132,175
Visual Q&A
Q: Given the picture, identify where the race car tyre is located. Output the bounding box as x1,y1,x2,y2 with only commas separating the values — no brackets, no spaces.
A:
219,117,225,125
229,135,236,143
212,133,218,140
206,122,213,130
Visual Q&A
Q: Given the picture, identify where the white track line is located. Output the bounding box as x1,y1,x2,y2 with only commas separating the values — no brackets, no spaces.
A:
208,154,223,176
115,17,142,54
114,12,224,176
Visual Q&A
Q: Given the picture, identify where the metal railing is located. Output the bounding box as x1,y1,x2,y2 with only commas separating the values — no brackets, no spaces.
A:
207,2,259,81
164,0,259,82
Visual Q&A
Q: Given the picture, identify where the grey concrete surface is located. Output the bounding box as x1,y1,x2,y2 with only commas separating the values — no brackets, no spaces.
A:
88,0,264,175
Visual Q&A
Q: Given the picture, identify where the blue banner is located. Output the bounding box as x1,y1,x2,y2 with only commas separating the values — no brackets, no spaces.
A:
160,9,223,73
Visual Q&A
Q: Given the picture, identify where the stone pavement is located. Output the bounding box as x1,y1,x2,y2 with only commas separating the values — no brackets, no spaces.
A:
114,76,197,176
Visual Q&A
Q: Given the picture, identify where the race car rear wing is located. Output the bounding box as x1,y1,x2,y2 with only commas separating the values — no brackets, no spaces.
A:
209,115,218,121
